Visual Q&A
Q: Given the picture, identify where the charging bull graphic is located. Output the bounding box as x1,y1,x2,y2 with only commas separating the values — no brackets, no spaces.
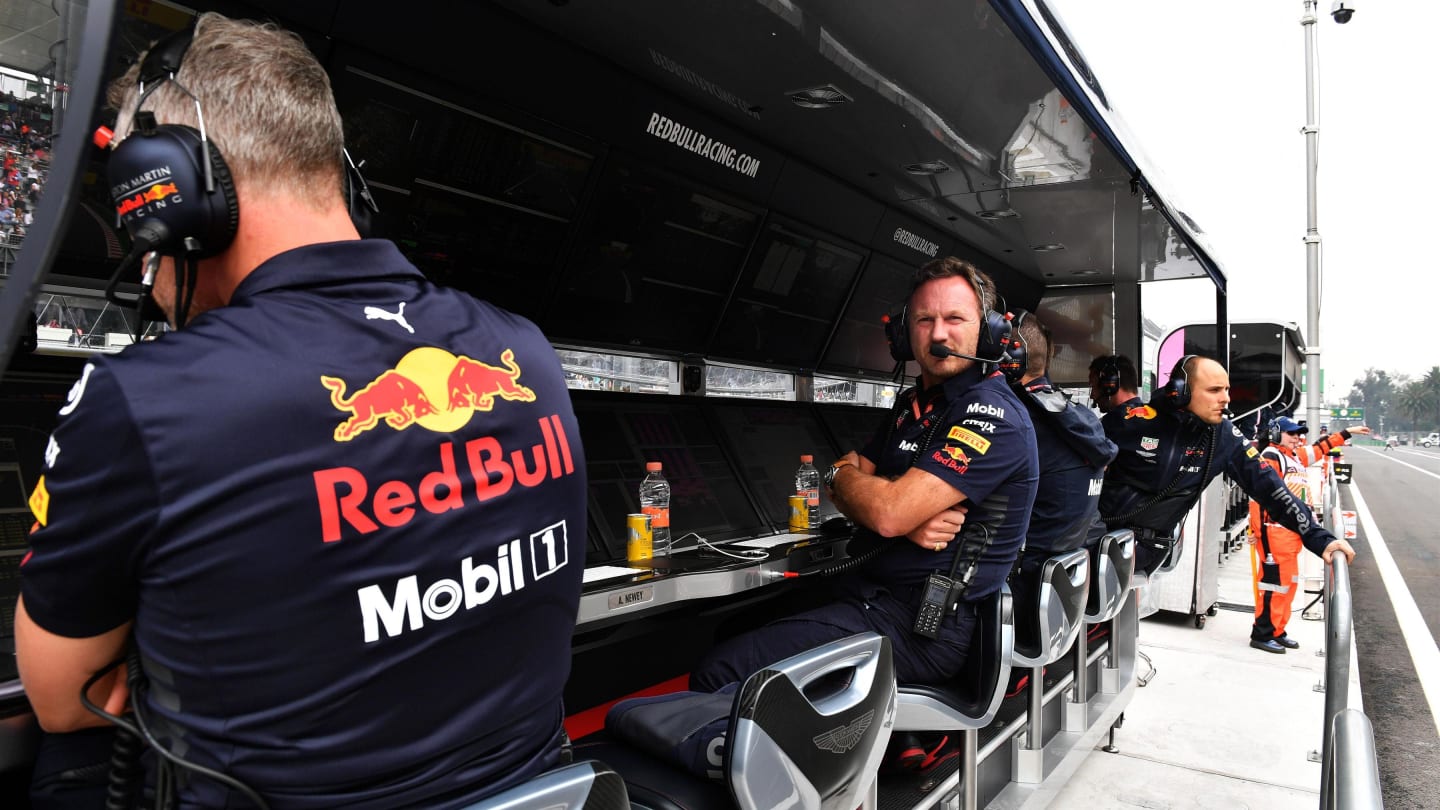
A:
323,347,536,442
447,349,536,410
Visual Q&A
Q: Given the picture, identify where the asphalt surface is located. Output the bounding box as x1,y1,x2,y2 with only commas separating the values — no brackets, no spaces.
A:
1338,445,1440,809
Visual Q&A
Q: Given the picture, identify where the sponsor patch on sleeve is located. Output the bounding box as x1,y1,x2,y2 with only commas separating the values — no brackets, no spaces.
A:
1246,446,1258,459
28,475,49,527
946,426,991,454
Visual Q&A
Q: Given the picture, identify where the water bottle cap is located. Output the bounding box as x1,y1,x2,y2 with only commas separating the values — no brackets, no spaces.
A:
800,454,814,463
645,461,662,472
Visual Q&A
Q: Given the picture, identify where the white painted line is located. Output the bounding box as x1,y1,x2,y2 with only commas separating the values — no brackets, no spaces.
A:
1346,481,1440,737
1349,447,1440,481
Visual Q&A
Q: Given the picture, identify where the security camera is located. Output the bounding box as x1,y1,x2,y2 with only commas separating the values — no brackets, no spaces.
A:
1330,1,1355,24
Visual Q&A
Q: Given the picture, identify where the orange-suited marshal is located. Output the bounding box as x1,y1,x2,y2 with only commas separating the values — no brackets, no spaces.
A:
1246,416,1364,653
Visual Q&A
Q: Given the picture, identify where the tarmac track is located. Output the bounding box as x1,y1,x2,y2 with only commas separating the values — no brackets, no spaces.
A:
1338,445,1440,809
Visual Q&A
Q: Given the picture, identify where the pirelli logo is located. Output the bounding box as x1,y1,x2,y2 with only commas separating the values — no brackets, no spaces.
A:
947,426,991,454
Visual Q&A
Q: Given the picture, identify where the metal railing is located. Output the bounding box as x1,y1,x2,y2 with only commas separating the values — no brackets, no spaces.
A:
1319,554,1384,808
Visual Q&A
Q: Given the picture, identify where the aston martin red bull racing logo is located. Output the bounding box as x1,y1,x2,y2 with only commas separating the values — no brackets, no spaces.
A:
321,348,535,442
115,182,180,217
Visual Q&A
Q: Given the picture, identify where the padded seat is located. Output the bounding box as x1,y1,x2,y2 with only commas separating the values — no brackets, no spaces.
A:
1012,549,1089,669
579,632,896,810
1086,530,1136,624
894,589,1012,810
461,760,630,809
895,588,1012,731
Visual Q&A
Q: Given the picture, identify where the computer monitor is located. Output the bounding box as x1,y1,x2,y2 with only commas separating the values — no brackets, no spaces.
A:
705,398,844,529
570,391,765,563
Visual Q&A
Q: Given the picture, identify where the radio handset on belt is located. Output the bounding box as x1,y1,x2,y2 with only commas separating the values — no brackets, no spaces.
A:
913,523,990,640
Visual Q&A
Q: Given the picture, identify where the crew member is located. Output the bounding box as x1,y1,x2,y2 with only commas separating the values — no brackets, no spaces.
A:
1005,312,1116,615
691,257,1039,690
1097,355,1355,576
1088,354,1141,414
16,15,586,808
1247,416,1369,653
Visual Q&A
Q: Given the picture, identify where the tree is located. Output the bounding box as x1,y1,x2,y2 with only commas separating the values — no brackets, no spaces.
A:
1396,381,1434,434
1347,368,1395,430
1423,367,1440,432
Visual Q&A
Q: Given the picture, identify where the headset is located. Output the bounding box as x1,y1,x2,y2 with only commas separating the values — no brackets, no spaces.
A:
997,307,1030,383
1267,418,1284,446
1094,355,1121,398
1160,354,1198,409
882,271,1011,369
101,23,378,328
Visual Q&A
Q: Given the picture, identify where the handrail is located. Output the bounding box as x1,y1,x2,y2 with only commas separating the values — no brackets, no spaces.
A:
1319,554,1384,808
1326,710,1384,809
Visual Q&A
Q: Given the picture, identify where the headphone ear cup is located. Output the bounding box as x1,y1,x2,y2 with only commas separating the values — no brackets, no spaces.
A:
998,311,1026,383
1166,355,1194,408
1267,420,1281,445
107,124,238,257
978,310,1011,363
883,308,913,363
1099,359,1120,397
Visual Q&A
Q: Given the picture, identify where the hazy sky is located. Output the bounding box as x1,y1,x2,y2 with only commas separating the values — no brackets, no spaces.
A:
1045,0,1439,401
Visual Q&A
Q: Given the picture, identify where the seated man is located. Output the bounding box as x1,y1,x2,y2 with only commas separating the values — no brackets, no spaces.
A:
1005,312,1116,619
16,15,586,808
608,259,1037,780
691,258,1038,691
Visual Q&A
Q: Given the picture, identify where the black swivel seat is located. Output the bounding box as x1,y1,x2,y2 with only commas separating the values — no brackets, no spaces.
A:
893,587,1014,810
1010,549,1089,783
460,760,630,810
579,632,897,810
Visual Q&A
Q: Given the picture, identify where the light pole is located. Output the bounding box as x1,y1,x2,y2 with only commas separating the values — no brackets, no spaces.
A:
1302,1,1354,435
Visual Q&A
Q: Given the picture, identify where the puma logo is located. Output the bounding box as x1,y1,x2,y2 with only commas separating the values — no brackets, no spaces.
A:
364,302,414,334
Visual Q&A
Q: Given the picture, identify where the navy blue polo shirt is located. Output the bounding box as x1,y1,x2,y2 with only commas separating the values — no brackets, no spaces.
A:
21,240,587,808
1016,376,1116,557
860,367,1037,599
1098,397,1335,556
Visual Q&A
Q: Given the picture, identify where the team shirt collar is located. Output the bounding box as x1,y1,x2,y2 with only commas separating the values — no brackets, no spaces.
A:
231,239,423,302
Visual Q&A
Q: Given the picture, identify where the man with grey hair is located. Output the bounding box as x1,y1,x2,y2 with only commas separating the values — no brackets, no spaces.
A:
16,14,586,807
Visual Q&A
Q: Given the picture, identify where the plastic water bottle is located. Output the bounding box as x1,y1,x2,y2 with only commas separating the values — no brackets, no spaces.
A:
639,461,671,556
795,454,820,530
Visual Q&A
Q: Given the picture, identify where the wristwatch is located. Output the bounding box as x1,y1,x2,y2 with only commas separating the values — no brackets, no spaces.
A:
824,459,854,489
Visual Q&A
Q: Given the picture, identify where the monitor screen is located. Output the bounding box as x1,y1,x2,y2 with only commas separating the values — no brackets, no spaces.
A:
570,391,764,563
705,399,843,528
709,220,864,368
547,159,760,353
332,61,596,322
816,403,891,461
821,252,917,378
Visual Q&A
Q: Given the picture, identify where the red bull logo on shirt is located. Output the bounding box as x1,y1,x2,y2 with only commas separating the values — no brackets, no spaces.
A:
321,348,535,442
933,444,972,474
313,413,576,543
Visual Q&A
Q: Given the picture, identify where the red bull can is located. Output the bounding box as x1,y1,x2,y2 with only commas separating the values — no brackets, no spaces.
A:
627,513,653,563
788,495,808,531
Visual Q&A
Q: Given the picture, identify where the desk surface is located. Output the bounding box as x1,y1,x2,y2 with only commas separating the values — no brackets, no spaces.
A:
577,531,855,627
